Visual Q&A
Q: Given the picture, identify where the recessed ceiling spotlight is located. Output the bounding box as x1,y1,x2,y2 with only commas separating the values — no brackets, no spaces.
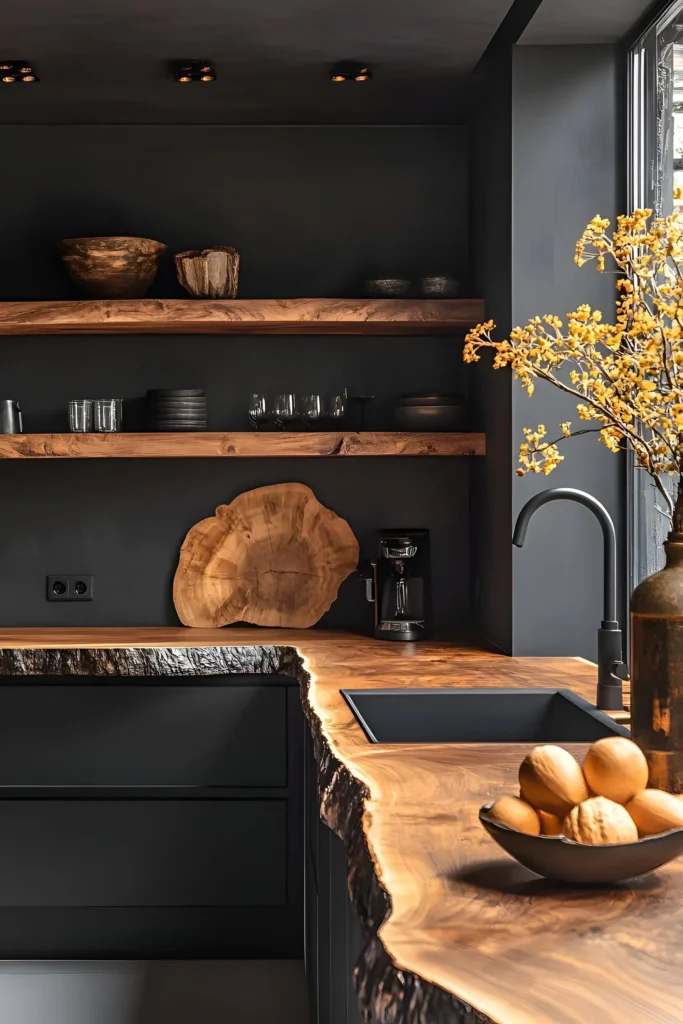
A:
330,60,372,83
172,60,216,83
0,61,38,83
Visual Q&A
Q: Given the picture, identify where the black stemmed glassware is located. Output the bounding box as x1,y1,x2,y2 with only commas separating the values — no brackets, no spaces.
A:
273,393,299,430
300,394,323,429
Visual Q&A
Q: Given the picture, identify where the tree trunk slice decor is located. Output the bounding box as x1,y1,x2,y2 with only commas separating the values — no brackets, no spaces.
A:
59,237,167,299
175,246,240,298
173,483,359,628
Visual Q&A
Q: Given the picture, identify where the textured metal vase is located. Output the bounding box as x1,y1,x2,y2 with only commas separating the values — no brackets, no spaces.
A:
631,531,683,793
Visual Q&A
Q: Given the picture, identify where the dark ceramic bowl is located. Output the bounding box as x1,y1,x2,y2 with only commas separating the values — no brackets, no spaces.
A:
364,278,411,298
395,404,466,431
147,389,205,398
479,803,683,884
398,393,464,407
419,274,461,298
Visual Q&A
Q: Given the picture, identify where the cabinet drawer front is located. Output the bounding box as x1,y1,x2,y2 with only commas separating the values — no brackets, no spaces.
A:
0,686,286,787
0,800,286,906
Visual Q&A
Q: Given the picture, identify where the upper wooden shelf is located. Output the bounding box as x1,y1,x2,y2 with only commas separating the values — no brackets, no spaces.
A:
0,298,484,336
0,432,486,459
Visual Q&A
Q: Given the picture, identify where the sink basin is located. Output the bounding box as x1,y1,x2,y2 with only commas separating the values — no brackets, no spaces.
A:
340,688,630,744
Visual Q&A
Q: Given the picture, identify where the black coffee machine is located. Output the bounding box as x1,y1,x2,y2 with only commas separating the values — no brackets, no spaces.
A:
365,529,431,641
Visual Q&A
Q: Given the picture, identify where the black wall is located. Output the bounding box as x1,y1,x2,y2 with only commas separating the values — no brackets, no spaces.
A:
0,126,471,631
471,44,624,659
510,45,624,657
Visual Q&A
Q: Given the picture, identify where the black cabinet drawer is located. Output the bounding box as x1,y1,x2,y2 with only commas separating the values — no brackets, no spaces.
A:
0,686,286,787
0,799,287,906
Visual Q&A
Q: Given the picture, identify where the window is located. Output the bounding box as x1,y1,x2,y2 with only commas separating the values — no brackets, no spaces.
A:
629,1,683,587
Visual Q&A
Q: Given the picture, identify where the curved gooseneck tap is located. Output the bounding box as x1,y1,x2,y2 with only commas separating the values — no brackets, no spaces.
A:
512,487,625,711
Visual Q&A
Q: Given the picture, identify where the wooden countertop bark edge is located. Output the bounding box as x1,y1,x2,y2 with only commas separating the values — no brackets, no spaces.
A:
297,648,490,1024
0,630,661,1024
0,629,495,1022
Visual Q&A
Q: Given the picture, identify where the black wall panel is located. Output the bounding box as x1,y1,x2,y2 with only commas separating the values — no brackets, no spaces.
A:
0,125,470,634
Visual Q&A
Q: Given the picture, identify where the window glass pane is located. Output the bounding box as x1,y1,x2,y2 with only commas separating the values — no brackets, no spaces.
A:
630,2,683,586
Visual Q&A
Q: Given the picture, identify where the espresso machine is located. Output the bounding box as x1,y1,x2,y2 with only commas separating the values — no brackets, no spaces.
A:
365,529,431,641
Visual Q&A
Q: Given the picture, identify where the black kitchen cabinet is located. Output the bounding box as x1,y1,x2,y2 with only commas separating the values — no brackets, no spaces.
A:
0,675,304,959
305,737,364,1024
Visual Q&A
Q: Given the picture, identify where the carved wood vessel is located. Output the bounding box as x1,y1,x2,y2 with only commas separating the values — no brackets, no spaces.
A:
173,483,359,627
175,246,240,298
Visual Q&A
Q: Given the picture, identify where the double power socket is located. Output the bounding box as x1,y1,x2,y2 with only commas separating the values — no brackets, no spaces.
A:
47,575,94,602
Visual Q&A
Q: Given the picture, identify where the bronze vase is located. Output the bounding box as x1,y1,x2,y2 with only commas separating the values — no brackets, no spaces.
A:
631,530,683,793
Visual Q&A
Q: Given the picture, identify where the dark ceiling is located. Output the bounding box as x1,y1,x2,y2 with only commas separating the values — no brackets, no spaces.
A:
0,0,516,124
521,0,657,43
0,0,661,124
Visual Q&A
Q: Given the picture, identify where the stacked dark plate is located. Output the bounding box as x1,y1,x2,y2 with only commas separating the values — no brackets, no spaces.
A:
147,389,207,431
394,393,466,431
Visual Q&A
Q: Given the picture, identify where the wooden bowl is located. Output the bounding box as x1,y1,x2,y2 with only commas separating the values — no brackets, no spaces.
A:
59,236,167,298
479,802,683,883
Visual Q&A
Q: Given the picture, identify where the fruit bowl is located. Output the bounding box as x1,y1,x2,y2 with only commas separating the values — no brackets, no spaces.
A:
479,802,683,883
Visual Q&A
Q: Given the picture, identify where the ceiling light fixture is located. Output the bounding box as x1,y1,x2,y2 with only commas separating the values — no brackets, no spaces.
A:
0,61,38,83
173,60,216,83
330,60,372,83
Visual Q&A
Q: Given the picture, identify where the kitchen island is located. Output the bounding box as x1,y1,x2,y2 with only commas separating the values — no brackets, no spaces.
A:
0,627,678,1024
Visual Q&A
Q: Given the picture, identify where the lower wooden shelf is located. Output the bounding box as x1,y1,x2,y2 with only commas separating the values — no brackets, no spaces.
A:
0,432,486,459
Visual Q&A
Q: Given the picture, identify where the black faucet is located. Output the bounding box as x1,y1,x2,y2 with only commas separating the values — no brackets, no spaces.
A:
512,487,626,711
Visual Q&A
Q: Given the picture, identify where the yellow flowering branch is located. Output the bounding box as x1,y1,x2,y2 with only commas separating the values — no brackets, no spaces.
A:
463,208,683,525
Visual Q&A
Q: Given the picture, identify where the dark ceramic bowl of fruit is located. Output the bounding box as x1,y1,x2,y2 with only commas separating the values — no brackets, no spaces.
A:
479,802,683,884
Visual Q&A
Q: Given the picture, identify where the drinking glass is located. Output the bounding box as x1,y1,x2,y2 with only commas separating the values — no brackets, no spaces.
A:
248,393,269,430
93,398,123,432
299,394,323,429
272,393,298,430
69,399,93,432
326,392,347,422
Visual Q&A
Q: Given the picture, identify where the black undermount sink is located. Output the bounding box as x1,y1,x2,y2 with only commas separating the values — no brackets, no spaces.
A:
340,688,630,744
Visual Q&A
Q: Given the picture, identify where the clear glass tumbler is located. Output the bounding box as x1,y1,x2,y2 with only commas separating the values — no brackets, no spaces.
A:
93,398,123,432
68,399,93,433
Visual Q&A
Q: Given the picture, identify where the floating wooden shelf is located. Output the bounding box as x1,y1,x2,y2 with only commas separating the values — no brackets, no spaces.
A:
0,298,484,336
0,432,486,459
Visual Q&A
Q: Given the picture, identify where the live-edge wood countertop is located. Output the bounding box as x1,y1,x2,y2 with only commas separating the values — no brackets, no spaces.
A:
0,627,678,1024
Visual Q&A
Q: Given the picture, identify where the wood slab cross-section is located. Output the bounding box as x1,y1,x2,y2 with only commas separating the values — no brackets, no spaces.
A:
173,484,359,628
0,298,485,335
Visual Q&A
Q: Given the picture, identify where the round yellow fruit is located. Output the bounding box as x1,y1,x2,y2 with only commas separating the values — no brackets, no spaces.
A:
538,809,563,836
582,736,649,804
519,745,589,817
626,789,683,837
563,796,638,845
487,795,541,836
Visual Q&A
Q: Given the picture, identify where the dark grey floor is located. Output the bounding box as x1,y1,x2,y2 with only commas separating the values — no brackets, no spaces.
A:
0,960,309,1024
